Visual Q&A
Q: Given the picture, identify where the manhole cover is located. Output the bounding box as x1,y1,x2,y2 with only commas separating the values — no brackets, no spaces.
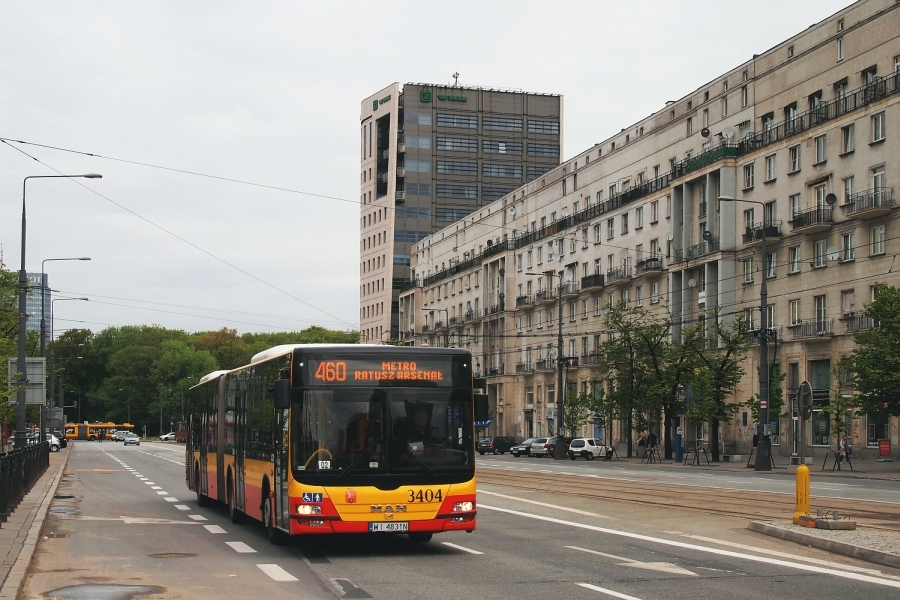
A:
148,552,197,559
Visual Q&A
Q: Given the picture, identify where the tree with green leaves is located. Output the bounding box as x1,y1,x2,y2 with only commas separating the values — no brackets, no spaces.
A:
745,363,787,424
683,313,751,462
838,284,900,418
563,378,592,437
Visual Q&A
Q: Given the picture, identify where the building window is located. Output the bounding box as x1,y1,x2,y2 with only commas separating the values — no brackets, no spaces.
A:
767,252,777,278
686,117,693,137
837,37,844,61
528,143,559,157
841,124,855,154
635,206,643,229
843,176,855,203
437,137,477,152
742,86,748,107
483,163,523,178
744,257,754,283
789,246,801,274
815,295,827,326
651,200,659,223
814,135,827,163
607,219,615,240
437,113,477,128
483,140,523,155
842,232,856,262
621,213,629,234
872,165,885,190
436,160,476,175
436,184,477,199
789,145,801,173
872,112,886,142
765,154,777,182
814,239,827,268
790,299,801,325
790,193,801,218
871,224,886,255
482,116,522,131
528,120,560,134
842,289,856,317
651,281,660,304
636,286,644,306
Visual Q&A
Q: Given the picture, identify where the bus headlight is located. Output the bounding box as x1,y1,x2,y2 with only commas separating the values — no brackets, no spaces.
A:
297,504,322,515
453,501,474,512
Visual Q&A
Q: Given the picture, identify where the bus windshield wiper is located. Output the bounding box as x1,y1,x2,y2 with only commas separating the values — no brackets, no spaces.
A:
339,437,382,480
390,438,437,478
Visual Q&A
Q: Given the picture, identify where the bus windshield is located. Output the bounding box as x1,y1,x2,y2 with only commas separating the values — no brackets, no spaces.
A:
292,387,474,484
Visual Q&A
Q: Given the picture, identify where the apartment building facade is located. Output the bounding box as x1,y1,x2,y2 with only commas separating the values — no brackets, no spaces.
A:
398,0,900,460
359,83,562,345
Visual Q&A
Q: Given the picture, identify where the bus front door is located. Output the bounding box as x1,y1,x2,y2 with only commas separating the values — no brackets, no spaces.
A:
275,408,290,530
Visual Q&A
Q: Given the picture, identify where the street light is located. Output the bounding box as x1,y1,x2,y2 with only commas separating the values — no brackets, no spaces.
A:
527,270,566,460
15,173,101,449
719,195,772,472
421,308,449,348
39,257,90,442
49,296,89,424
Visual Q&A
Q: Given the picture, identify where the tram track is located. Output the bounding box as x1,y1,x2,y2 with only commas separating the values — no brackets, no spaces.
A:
477,467,900,531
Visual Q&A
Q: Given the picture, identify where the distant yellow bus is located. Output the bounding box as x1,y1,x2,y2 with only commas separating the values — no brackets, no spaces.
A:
65,422,133,441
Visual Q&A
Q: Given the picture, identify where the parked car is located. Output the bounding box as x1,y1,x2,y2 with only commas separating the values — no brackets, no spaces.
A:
568,438,606,460
546,436,574,457
159,432,176,441
530,437,552,457
477,436,514,455
45,434,62,452
123,433,141,446
511,437,537,457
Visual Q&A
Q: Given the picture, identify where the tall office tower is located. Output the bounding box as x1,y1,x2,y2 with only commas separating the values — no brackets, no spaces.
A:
359,82,563,343
25,272,50,345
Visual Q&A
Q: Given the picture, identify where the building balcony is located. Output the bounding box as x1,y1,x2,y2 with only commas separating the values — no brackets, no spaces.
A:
464,309,481,322
534,359,553,371
561,281,580,298
635,256,664,275
742,221,783,246
421,324,430,333
789,208,833,234
842,188,894,220
535,289,556,305
433,320,446,330
485,304,501,316
581,273,605,290
580,353,601,366
448,316,464,328
845,313,878,332
606,265,632,285
515,362,534,373
748,326,782,345
674,238,720,263
790,319,835,340
515,295,534,308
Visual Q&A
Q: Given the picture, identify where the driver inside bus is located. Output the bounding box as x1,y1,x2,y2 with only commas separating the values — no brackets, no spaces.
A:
394,404,443,451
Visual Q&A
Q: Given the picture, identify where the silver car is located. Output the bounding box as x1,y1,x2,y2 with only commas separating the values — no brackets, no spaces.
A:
123,433,141,446
530,437,552,457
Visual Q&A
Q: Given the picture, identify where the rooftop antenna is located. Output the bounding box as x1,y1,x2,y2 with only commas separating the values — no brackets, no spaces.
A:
452,72,460,86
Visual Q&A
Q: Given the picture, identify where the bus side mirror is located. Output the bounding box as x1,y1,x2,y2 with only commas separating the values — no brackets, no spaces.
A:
474,393,489,422
269,379,291,409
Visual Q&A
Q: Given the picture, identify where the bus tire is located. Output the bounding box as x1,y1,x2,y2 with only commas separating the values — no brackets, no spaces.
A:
195,464,211,507
264,495,286,545
227,474,245,524
408,532,433,543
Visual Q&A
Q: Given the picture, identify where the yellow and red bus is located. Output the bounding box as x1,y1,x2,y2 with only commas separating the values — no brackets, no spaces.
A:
186,344,485,544
65,422,133,441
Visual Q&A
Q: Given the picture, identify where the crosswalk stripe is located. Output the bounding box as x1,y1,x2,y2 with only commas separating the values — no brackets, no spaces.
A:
257,564,298,582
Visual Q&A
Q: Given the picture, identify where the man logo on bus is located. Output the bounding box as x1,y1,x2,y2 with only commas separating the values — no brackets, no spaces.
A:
345,489,357,504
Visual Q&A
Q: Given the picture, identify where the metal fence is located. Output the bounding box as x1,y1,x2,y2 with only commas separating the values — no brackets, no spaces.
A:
0,442,50,524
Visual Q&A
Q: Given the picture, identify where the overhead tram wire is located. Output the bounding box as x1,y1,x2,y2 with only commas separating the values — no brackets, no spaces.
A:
0,140,356,329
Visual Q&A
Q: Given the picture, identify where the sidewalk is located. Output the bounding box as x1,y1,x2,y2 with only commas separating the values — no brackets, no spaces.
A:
0,449,69,600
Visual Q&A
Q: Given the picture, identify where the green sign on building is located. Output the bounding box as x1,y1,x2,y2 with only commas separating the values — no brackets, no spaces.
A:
420,89,432,102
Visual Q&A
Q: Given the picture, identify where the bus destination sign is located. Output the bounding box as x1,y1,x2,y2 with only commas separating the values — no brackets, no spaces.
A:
307,358,451,386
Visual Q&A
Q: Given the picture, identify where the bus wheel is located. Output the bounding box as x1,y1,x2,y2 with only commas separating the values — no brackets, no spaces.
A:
264,496,286,545
227,477,244,524
408,532,433,543
195,465,211,507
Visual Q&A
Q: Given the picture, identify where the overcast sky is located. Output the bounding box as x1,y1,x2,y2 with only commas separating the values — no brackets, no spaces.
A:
1,0,853,338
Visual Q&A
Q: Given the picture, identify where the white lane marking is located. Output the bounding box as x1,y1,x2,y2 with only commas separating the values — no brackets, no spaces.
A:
441,542,484,555
577,583,645,599
480,504,900,589
257,564,298,582
188,515,207,521
174,505,190,511
138,478,148,481
678,533,900,580
135,447,184,465
156,491,168,495
226,541,256,553
480,490,615,520
204,524,226,533
164,497,179,502
144,482,155,485
151,486,162,490
567,546,696,576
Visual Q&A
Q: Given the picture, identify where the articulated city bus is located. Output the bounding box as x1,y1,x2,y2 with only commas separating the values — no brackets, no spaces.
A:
186,344,486,544
65,422,133,441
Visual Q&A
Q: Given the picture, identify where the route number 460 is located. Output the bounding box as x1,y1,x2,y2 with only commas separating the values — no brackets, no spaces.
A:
408,489,442,503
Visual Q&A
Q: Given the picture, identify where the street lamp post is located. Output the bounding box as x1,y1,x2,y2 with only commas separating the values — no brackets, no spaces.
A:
15,173,100,449
39,257,90,442
527,270,566,460
718,195,771,472
421,308,449,348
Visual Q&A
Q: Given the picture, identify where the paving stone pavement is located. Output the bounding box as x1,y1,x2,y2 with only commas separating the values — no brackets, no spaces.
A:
0,450,69,600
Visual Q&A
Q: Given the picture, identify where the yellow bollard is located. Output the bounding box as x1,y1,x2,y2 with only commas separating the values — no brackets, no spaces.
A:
793,464,810,524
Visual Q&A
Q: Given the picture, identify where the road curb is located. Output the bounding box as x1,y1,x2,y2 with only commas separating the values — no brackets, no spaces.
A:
0,451,69,600
748,520,900,569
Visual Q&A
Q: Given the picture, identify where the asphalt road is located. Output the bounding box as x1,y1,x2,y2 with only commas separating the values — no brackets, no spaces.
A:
476,454,900,504
21,443,900,600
